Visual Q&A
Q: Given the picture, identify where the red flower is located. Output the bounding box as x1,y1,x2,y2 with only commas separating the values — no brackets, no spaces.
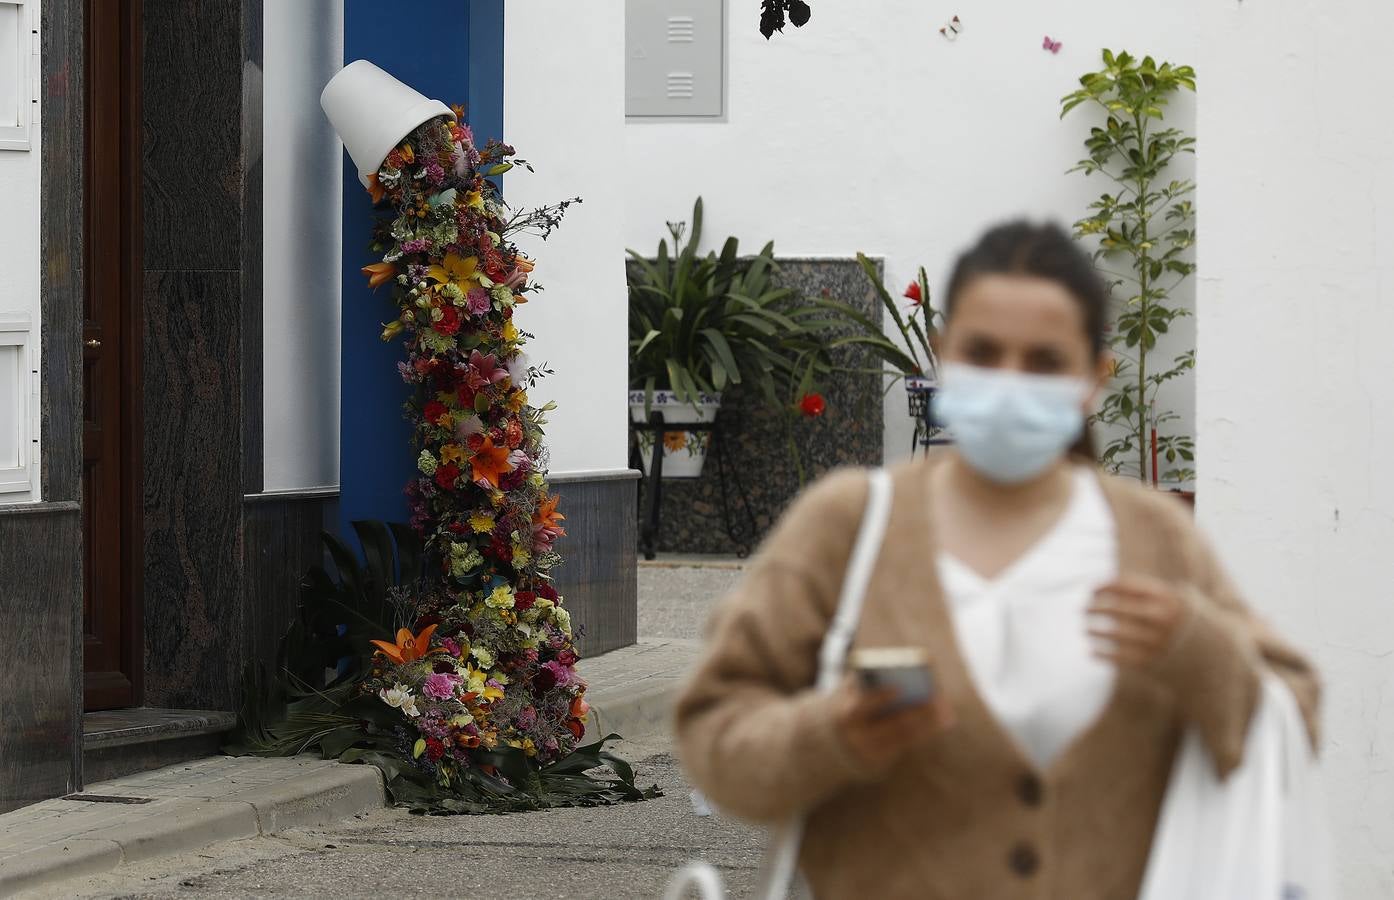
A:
904,281,923,305
437,305,462,336
435,462,460,490
799,393,827,417
423,400,448,426
533,666,558,692
557,648,578,667
565,718,585,740
425,738,446,762
465,433,485,452
537,583,559,602
514,590,536,612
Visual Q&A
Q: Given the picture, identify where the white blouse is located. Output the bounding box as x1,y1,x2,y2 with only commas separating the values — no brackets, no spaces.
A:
937,466,1119,770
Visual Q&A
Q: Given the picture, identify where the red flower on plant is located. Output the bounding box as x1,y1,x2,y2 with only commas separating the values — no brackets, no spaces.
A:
904,281,923,305
435,462,460,490
436,304,462,336
514,590,536,612
425,738,446,762
423,400,449,426
799,393,827,417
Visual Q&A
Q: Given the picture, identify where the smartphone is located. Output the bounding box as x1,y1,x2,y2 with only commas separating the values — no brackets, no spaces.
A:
849,647,935,714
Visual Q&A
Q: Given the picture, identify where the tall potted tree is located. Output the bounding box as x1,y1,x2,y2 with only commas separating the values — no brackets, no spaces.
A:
1061,50,1197,488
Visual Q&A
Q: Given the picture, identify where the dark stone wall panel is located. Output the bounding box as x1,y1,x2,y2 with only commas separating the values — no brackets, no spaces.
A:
0,504,82,811
240,0,264,494
141,0,245,270
550,475,638,657
242,490,337,675
40,0,85,503
142,270,244,709
641,258,886,554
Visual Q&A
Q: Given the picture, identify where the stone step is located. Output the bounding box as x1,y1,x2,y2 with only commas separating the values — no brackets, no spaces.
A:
82,709,238,785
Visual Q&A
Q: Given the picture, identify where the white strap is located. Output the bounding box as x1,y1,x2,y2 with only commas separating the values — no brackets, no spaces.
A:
759,468,895,899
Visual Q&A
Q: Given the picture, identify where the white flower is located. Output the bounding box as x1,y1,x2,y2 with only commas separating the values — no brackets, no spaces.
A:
471,646,495,668
506,352,530,386
379,684,421,718
553,607,572,637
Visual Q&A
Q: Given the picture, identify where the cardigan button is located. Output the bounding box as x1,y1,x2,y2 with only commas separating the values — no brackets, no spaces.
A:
1017,773,1043,807
1008,842,1040,878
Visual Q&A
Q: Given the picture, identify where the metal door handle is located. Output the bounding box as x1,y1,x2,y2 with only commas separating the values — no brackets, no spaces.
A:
85,339,102,348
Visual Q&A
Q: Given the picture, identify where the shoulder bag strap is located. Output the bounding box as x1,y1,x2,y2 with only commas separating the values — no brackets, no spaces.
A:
758,467,896,899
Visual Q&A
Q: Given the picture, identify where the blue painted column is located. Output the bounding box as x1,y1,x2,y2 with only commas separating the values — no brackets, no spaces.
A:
338,0,505,540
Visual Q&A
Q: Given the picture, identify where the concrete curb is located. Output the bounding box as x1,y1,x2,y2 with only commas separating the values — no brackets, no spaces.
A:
0,761,385,897
578,639,702,746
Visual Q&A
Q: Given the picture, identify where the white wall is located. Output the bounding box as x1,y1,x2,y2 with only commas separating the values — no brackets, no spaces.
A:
0,12,40,505
262,0,343,491
1197,1,1394,893
505,0,630,475
623,0,1199,475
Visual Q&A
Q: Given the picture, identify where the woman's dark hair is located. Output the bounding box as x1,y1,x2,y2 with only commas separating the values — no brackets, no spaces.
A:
943,220,1109,459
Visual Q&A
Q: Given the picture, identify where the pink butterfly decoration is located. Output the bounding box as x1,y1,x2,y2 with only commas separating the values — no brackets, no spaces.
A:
1043,35,1062,54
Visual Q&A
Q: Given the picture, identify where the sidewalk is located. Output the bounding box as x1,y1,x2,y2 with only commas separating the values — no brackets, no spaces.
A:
0,756,385,896
0,562,728,896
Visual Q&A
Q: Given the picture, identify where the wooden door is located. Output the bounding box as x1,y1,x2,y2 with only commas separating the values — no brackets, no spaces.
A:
82,0,142,711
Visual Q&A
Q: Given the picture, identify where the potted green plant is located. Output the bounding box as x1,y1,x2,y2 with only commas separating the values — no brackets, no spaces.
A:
627,198,833,478
1061,50,1197,491
817,254,943,441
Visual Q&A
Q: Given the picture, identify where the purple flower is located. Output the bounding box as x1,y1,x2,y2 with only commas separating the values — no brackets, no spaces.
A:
541,660,572,691
440,637,461,657
425,162,446,185
422,672,462,701
467,287,491,316
516,706,538,730
400,237,430,255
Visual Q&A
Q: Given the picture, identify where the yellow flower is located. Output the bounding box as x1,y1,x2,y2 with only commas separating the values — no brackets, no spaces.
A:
489,489,506,508
502,321,519,343
480,682,505,703
485,585,515,609
468,512,495,534
440,444,467,466
507,389,528,413
512,546,532,568
522,737,537,757
427,252,481,292
465,190,485,211
380,320,405,341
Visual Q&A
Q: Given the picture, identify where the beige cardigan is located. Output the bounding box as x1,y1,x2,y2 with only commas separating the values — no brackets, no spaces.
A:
674,460,1319,900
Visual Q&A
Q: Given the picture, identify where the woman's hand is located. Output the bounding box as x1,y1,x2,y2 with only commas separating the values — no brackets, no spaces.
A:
1088,575,1189,668
833,678,956,770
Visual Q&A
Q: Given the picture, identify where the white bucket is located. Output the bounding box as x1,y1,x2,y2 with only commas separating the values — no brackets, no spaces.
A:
320,60,453,188
629,391,722,479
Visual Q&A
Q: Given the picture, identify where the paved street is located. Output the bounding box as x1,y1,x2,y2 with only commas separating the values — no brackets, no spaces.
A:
48,742,763,900
44,561,760,900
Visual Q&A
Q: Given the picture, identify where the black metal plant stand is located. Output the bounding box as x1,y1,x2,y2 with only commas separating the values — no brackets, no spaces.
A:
908,383,952,457
628,411,759,561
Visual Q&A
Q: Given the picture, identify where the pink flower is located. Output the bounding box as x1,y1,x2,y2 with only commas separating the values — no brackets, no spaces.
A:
466,350,509,390
440,637,462,658
467,287,491,316
422,672,462,701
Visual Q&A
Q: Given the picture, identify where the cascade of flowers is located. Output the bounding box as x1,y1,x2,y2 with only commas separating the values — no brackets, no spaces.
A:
356,110,594,779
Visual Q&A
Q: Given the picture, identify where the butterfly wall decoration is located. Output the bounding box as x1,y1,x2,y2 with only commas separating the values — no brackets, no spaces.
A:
1043,35,1063,54
939,15,962,41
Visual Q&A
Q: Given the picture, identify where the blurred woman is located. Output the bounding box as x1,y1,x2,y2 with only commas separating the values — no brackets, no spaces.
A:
673,221,1319,899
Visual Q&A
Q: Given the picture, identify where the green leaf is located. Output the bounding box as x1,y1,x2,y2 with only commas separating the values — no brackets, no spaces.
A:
412,738,427,760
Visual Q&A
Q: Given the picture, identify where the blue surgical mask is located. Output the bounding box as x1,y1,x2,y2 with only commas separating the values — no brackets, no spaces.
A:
932,363,1093,484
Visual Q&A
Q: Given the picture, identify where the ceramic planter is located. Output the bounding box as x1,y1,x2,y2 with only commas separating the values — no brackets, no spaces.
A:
629,390,722,478
320,60,453,188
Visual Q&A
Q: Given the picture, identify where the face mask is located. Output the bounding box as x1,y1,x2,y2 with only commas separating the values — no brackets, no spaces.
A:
932,362,1093,484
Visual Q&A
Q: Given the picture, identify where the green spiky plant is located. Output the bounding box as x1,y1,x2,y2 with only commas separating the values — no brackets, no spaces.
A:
1062,50,1197,484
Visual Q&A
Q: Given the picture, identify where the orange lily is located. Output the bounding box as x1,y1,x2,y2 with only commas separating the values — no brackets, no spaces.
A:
366,173,387,205
400,143,415,164
362,261,396,290
513,255,536,274
533,494,566,532
450,103,467,121
370,624,440,665
468,436,515,488
570,695,590,721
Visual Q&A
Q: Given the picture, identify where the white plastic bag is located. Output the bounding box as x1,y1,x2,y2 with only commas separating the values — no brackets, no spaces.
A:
1139,676,1331,900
